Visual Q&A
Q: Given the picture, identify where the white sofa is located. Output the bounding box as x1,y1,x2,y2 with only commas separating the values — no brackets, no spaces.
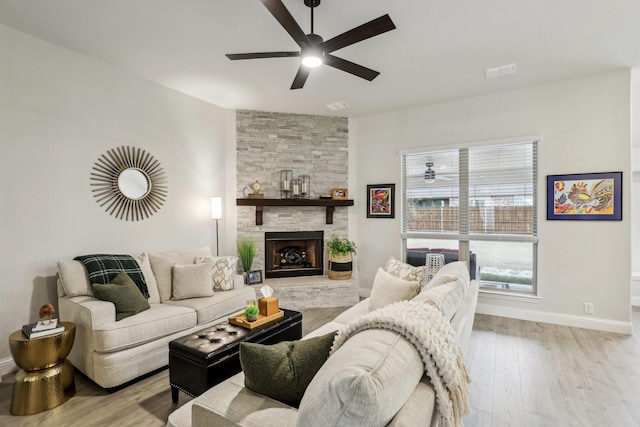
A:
57,247,256,389
167,260,478,427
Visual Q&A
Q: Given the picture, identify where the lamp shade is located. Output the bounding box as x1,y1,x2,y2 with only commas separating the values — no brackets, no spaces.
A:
211,197,222,220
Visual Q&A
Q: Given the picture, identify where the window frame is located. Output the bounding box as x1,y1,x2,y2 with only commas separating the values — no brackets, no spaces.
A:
400,136,539,294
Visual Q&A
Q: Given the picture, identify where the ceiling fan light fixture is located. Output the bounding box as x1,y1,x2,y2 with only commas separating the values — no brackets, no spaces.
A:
301,48,323,68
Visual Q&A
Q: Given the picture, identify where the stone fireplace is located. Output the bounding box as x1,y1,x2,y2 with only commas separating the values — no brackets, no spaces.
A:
236,110,349,276
264,231,324,278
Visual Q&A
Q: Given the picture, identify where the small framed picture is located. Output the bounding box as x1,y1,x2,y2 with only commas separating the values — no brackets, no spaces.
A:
331,188,349,200
247,270,263,285
367,184,395,218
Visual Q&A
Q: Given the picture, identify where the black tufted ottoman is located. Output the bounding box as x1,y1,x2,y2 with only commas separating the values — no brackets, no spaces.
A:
168,308,302,402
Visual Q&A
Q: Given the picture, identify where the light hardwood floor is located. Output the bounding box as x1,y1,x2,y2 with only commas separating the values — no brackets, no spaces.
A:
1,307,639,426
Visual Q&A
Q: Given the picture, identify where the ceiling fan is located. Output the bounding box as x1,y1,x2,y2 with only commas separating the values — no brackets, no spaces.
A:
424,162,453,183
225,0,396,89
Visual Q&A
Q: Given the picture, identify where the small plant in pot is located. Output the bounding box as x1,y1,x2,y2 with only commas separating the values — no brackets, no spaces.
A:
244,305,259,322
327,235,357,280
237,238,256,282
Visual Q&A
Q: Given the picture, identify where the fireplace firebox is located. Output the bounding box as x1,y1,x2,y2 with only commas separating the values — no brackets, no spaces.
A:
265,231,324,278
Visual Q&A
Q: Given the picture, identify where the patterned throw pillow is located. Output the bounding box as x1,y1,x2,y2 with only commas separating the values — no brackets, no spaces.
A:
384,257,427,287
195,256,237,291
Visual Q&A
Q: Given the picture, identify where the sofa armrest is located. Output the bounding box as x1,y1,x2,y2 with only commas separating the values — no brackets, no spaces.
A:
192,374,298,427
234,274,245,290
58,295,117,379
59,295,117,328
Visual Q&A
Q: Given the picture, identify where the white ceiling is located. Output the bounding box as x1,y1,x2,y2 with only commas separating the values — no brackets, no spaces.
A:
2,0,640,117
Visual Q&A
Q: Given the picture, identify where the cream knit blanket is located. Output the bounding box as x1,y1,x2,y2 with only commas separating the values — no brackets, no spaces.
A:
331,300,471,427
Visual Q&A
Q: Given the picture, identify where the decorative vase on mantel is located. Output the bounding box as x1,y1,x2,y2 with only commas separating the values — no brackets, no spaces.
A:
327,235,357,280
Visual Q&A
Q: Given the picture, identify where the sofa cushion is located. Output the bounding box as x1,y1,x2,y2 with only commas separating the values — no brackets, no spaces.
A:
171,262,214,300
369,267,420,312
91,272,151,321
195,256,237,291
384,257,427,287
93,303,196,353
240,331,336,407
59,253,160,301
296,329,424,427
412,280,464,321
58,259,92,297
165,285,257,325
148,247,212,302
135,252,160,304
74,254,150,298
426,261,470,293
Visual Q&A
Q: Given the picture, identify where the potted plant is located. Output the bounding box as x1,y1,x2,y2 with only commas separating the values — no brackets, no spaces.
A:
237,238,257,279
326,235,357,280
244,305,259,322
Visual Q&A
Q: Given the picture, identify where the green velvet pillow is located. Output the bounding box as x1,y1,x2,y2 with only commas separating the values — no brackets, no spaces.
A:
91,272,151,321
239,331,337,407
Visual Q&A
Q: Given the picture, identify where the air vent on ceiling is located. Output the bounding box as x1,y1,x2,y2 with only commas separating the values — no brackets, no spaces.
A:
485,63,517,79
326,101,349,111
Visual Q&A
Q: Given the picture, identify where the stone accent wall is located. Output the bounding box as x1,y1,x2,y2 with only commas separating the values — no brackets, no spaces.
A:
236,110,349,274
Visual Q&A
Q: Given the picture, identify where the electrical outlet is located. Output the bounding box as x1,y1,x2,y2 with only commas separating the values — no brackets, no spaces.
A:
584,302,594,314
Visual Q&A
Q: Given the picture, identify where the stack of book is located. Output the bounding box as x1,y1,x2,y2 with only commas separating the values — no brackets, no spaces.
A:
22,318,65,339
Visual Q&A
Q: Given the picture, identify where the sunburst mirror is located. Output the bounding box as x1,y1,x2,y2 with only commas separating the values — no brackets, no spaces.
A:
90,146,168,221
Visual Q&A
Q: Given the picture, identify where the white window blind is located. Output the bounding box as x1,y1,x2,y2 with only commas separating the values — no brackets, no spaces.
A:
402,141,538,242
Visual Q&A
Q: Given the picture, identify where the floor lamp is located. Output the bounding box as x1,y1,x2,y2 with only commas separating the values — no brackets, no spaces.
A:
211,197,222,256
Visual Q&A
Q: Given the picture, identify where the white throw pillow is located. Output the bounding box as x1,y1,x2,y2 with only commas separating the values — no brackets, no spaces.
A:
384,257,427,288
413,280,464,320
148,247,212,302
369,268,420,312
425,261,470,293
171,262,214,300
195,256,237,291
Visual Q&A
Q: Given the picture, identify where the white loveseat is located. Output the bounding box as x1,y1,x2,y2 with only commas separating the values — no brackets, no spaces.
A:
167,260,478,427
57,247,256,389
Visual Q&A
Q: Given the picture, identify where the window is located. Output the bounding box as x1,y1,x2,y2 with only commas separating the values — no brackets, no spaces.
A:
402,140,538,293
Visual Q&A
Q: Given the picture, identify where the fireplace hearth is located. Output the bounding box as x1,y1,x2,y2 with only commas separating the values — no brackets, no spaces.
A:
265,231,324,278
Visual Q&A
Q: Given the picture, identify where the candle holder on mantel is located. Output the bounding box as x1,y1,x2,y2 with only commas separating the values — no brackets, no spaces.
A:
291,179,301,199
299,175,311,199
280,170,293,199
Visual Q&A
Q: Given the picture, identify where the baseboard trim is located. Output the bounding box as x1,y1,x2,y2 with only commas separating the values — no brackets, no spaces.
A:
476,303,633,334
0,357,17,382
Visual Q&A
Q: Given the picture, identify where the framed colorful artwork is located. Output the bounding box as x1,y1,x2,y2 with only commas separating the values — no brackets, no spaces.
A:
547,172,622,220
367,184,395,218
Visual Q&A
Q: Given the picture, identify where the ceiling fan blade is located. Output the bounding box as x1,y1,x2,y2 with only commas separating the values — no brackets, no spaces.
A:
324,54,380,81
290,66,311,90
226,51,300,60
320,14,396,53
260,0,310,49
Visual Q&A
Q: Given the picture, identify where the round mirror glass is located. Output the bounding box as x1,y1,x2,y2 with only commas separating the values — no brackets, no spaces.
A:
118,168,150,200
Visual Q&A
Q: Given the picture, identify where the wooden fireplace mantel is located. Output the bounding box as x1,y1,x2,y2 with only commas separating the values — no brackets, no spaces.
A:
236,198,354,225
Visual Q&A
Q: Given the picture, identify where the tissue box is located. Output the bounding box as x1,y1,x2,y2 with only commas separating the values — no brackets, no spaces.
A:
259,297,279,316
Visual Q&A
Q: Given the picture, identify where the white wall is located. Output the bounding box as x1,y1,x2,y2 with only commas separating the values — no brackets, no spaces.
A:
631,69,640,305
351,70,632,333
0,24,236,371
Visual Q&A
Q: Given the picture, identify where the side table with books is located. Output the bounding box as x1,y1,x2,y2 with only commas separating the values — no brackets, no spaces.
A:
9,321,76,415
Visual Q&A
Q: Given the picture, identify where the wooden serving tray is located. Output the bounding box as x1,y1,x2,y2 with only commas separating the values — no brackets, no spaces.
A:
228,310,284,329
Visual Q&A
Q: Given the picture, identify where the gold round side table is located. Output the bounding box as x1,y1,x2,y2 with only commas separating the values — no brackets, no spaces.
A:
9,321,76,415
